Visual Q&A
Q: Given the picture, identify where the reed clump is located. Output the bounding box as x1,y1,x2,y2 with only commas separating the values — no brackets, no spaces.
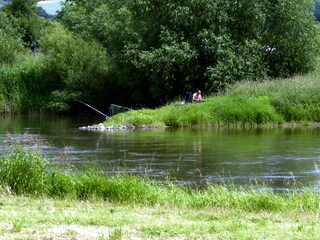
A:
228,74,320,123
0,55,54,114
1,146,320,212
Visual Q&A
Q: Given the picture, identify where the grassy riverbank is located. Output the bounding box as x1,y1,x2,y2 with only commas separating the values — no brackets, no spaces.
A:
1,147,320,239
104,71,320,128
1,193,320,239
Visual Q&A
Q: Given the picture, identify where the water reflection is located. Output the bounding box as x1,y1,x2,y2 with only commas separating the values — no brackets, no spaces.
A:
193,133,203,178
1,116,320,190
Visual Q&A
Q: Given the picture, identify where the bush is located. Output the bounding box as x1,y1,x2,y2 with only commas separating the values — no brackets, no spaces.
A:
39,22,110,111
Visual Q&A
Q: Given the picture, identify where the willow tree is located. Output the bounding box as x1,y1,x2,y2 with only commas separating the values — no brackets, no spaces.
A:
58,0,320,106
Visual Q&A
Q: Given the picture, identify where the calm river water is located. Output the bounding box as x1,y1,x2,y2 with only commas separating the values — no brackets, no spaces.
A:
1,116,320,191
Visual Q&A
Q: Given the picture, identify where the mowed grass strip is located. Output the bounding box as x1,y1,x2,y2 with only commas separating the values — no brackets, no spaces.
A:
0,194,319,239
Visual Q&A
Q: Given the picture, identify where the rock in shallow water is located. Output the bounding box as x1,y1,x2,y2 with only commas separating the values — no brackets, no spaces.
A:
79,123,136,131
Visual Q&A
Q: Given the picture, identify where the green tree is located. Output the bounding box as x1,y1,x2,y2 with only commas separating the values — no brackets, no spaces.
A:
0,29,24,65
0,12,25,65
39,22,110,111
5,0,38,17
58,0,320,106
262,0,320,77
2,0,43,48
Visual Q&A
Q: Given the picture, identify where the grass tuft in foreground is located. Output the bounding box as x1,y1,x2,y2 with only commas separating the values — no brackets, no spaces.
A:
1,146,320,213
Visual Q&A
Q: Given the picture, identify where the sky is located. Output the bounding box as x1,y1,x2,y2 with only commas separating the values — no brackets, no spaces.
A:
37,0,64,15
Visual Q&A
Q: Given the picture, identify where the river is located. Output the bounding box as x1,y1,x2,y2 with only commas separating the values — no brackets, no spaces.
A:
1,115,320,191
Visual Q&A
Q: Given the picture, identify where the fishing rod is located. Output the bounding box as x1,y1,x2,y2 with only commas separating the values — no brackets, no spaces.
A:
77,100,109,118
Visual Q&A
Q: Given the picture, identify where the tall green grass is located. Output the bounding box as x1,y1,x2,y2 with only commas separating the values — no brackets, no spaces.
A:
228,74,320,123
0,146,48,195
0,146,161,204
104,95,283,127
105,72,320,127
1,146,320,212
0,55,56,114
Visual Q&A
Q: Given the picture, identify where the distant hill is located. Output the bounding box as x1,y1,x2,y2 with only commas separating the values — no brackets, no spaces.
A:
0,0,62,18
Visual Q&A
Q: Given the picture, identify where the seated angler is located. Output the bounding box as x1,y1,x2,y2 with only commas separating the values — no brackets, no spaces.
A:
192,89,202,102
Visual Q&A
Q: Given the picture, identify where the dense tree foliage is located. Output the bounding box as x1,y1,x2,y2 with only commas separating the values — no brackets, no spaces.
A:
39,23,110,111
2,0,43,49
0,0,110,113
57,0,320,106
0,12,25,65
0,0,319,114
